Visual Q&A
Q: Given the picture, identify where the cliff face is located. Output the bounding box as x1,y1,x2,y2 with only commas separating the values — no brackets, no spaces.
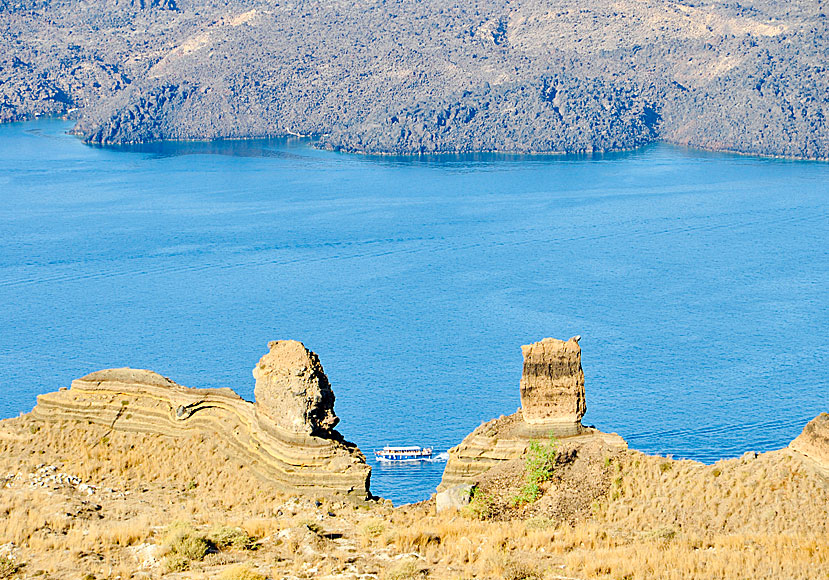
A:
30,342,371,499
440,337,625,490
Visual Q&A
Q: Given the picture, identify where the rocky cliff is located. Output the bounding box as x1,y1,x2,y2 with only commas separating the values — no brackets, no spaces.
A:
439,337,625,490
30,341,371,499
1,0,827,159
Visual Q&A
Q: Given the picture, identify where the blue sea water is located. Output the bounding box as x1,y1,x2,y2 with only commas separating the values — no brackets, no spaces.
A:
0,119,827,505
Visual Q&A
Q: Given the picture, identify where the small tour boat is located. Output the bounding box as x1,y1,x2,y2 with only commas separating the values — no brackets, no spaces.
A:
374,445,433,462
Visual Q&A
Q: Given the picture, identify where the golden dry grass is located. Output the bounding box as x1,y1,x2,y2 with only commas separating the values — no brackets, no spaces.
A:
1,414,827,580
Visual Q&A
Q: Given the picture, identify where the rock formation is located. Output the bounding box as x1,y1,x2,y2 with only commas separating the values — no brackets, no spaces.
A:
253,340,339,435
790,413,829,474
30,342,371,499
439,337,625,491
519,336,586,427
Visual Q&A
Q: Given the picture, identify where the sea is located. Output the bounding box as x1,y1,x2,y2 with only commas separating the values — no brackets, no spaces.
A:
1,119,827,505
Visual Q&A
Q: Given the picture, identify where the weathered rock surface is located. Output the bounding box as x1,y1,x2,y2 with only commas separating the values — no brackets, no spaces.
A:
520,336,586,427
439,411,626,491
435,483,474,513
1,0,828,159
30,342,371,499
253,340,339,435
439,337,625,491
790,413,829,472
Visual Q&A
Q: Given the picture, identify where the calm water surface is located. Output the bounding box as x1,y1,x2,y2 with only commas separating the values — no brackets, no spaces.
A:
1,120,827,504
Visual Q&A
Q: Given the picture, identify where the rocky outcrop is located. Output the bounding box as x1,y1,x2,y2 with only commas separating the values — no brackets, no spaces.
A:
435,483,474,513
790,413,829,473
520,336,586,427
30,342,371,499
253,340,339,435
439,337,625,491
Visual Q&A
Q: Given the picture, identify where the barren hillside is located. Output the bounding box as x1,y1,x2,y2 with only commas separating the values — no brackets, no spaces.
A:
1,0,827,158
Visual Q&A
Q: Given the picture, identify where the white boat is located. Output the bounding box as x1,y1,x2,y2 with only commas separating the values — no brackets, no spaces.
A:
374,445,433,462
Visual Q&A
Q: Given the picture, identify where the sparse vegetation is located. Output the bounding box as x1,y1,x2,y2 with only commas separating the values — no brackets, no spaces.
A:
0,556,19,579
461,488,497,520
359,519,386,541
510,434,558,507
162,521,211,567
502,559,542,580
210,526,257,551
0,415,826,580
385,559,428,580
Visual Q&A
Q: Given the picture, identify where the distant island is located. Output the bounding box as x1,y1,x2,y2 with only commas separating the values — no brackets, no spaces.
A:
0,337,826,579
1,0,827,159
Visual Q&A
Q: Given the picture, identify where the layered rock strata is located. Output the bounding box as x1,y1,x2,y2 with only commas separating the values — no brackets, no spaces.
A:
439,337,625,490
520,336,586,428
30,342,371,499
790,413,829,474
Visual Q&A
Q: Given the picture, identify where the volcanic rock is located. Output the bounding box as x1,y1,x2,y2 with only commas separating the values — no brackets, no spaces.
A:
30,343,371,499
253,340,339,435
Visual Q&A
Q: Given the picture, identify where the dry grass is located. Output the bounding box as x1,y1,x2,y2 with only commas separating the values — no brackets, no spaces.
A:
1,414,827,579
218,564,266,580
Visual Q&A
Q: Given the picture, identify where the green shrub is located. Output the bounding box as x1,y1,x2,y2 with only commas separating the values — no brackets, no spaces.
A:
210,526,257,550
510,483,541,507
524,435,558,485
461,488,497,520
163,521,211,561
511,434,558,506
0,556,20,579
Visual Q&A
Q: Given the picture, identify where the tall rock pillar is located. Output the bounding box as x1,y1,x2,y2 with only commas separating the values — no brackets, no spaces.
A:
519,336,586,427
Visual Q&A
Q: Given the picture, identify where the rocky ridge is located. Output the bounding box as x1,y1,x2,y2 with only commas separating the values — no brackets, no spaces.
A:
1,0,827,159
29,341,371,499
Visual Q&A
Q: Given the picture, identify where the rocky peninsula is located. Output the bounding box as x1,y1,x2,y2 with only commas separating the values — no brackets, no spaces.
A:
1,0,828,159
0,337,827,579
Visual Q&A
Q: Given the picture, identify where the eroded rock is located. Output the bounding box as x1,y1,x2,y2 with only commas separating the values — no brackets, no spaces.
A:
439,336,625,491
253,340,339,435
435,483,474,513
520,336,586,426
30,342,371,499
